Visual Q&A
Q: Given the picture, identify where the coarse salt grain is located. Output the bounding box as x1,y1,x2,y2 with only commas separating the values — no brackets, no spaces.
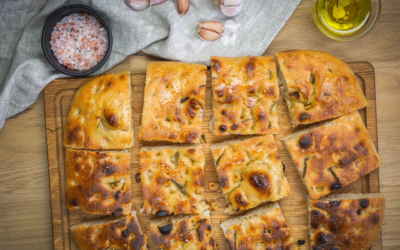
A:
50,13,109,71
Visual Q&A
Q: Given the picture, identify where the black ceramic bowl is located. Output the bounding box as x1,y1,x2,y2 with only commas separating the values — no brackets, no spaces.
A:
42,4,113,76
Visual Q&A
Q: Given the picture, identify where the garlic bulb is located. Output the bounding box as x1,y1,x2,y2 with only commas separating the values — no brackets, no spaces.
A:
126,0,149,10
214,0,244,17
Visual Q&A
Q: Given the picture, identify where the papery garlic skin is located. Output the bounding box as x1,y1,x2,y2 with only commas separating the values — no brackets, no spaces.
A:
150,0,168,5
126,0,150,10
217,0,244,17
220,20,240,46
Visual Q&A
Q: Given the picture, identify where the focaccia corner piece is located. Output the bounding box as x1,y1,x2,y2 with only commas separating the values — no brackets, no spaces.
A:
282,111,381,200
221,202,298,250
64,71,133,150
139,145,208,216
209,56,279,136
149,210,216,250
65,148,132,216
71,211,147,250
275,50,367,127
210,135,290,214
308,193,386,250
139,62,207,143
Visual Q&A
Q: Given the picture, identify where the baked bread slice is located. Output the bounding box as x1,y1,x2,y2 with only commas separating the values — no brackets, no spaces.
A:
221,202,297,250
210,135,290,214
70,211,147,250
308,193,386,250
65,148,131,216
139,145,208,216
209,56,279,136
139,61,207,143
63,71,134,150
149,210,216,250
282,111,381,200
274,50,367,127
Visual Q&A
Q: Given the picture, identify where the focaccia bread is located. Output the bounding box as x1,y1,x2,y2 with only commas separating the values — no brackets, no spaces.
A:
275,50,367,126
308,193,386,250
71,211,147,250
282,111,381,200
221,202,297,250
139,62,207,143
209,56,279,136
139,145,208,216
63,71,134,150
65,148,131,216
149,210,216,250
210,135,290,214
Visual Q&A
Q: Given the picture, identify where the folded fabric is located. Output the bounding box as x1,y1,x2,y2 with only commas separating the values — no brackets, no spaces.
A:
0,0,301,131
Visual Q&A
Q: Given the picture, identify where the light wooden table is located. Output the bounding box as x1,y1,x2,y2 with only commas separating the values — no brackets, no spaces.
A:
1,1,399,249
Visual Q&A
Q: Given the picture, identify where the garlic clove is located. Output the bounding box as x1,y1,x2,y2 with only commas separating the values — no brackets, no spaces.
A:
199,21,225,34
126,0,150,10
178,0,190,15
150,0,168,5
199,29,222,41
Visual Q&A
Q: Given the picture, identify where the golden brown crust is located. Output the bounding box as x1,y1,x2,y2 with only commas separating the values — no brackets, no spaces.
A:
63,71,133,150
210,56,279,135
309,195,386,250
210,136,290,213
221,203,297,250
149,212,216,250
283,111,381,200
139,62,207,143
70,211,147,250
65,148,131,216
275,50,367,126
139,145,208,216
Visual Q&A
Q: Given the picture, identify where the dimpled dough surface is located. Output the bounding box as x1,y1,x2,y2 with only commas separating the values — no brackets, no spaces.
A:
63,71,133,150
139,145,208,216
139,62,207,143
210,135,290,214
210,56,279,136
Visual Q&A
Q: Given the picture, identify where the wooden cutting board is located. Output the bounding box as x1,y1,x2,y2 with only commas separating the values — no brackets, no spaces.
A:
43,58,381,250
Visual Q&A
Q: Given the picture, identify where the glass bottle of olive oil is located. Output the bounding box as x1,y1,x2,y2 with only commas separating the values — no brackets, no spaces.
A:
317,0,371,35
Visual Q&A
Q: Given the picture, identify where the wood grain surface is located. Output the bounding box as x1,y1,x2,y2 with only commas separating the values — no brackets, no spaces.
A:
42,62,378,250
1,0,399,249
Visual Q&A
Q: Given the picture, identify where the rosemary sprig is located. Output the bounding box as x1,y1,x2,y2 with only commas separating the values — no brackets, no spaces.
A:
109,181,120,189
46,127,61,132
171,179,188,197
97,117,109,130
215,149,226,166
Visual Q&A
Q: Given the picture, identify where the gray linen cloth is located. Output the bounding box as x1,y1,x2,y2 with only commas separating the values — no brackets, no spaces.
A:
0,0,300,131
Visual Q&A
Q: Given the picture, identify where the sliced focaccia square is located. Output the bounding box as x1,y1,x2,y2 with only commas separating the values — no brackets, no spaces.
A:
139,145,208,216
275,50,367,127
221,202,297,250
210,135,290,214
282,111,381,200
65,148,131,216
308,193,386,250
149,210,216,250
64,71,134,150
139,61,207,143
209,56,279,136
70,211,147,250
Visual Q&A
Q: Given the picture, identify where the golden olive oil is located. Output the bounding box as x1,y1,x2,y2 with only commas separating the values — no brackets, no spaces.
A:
317,0,371,35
